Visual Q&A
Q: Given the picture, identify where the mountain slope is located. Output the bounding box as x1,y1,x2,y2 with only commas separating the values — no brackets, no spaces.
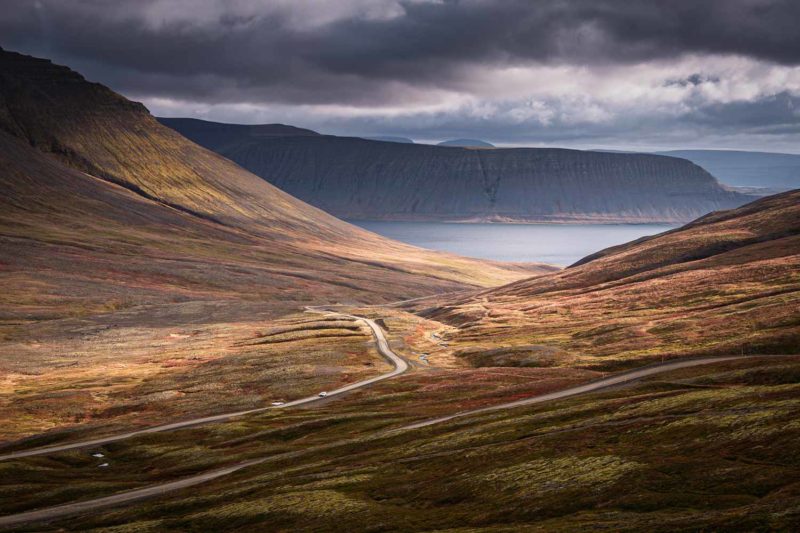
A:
0,48,546,327
657,149,800,190
0,48,554,441
422,190,800,369
161,118,754,224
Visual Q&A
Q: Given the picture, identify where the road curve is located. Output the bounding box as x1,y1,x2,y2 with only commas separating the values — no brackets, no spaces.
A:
0,354,778,528
0,310,407,462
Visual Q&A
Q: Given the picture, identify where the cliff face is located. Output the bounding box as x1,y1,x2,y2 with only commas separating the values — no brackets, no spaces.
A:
161,119,754,223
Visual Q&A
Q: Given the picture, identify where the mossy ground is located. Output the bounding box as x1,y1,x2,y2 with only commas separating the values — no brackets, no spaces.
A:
2,356,799,531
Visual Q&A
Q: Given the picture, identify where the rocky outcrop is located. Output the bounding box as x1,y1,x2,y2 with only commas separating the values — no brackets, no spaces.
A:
162,118,754,223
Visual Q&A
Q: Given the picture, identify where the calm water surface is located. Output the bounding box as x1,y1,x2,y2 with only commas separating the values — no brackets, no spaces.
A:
351,221,676,266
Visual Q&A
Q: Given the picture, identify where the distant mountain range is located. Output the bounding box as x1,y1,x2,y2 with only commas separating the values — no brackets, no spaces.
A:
437,138,495,148
365,136,415,144
161,118,754,224
655,150,800,190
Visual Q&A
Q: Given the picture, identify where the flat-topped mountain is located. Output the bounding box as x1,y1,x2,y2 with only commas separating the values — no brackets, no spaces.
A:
157,117,319,152
160,118,753,224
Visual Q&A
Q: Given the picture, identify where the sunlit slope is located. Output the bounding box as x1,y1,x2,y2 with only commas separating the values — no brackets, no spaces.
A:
427,190,800,368
0,48,548,326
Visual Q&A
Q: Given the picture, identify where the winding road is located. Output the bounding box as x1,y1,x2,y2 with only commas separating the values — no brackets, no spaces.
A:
0,351,778,528
0,310,407,463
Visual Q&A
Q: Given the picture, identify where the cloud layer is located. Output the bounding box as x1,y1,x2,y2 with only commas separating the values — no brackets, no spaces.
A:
2,0,799,150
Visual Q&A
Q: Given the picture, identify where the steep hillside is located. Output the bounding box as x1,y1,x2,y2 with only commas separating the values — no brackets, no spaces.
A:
0,47,545,326
162,118,753,224
422,190,800,369
657,149,800,190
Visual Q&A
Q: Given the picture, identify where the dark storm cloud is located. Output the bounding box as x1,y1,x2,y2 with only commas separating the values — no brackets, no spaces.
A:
690,92,800,132
1,0,799,105
1,0,798,151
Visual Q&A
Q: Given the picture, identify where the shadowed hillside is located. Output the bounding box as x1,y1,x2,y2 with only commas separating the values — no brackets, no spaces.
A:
422,190,800,369
161,118,754,224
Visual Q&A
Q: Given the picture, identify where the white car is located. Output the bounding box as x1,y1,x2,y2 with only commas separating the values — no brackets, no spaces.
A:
271,401,285,406
318,391,328,397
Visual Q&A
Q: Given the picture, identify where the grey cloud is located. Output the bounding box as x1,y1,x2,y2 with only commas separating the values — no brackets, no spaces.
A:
689,92,800,131
1,0,799,151
1,0,800,106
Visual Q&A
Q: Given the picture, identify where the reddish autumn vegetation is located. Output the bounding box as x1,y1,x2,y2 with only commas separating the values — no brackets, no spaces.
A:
422,190,800,370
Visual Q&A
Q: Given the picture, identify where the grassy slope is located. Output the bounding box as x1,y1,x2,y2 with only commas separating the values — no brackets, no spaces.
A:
424,190,800,370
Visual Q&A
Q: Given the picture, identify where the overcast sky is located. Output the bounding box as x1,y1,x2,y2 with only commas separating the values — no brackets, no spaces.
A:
2,0,800,152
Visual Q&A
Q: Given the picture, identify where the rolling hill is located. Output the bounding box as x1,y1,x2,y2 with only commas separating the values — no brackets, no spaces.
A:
421,188,800,369
5,185,799,527
160,118,754,224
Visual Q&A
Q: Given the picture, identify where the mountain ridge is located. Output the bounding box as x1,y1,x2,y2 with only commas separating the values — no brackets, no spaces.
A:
161,118,754,224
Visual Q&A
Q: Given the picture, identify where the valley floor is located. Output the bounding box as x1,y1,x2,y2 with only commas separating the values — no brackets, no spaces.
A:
1,304,799,531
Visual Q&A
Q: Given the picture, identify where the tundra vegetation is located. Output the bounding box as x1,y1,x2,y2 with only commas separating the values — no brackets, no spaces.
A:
0,48,799,531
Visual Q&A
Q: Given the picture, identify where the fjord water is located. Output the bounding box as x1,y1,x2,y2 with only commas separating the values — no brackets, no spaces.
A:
351,221,676,266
